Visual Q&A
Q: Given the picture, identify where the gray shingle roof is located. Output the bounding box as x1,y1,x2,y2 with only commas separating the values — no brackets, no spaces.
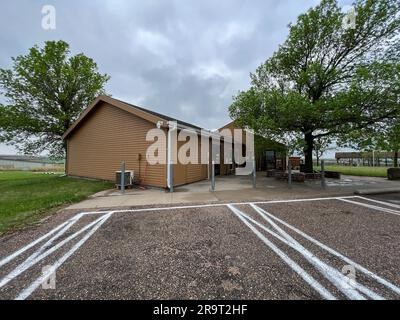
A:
114,98,203,131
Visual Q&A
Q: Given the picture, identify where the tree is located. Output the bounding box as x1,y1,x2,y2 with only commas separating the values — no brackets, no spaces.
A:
314,136,333,166
0,40,110,158
229,0,400,172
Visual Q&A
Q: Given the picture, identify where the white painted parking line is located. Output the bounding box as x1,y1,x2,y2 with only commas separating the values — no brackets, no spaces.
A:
0,213,112,290
0,196,369,284
0,215,82,268
339,198,400,217
227,204,336,300
21,214,83,267
249,204,383,300
78,196,359,216
355,196,400,210
15,212,113,300
229,204,384,300
250,203,400,296
1,195,396,300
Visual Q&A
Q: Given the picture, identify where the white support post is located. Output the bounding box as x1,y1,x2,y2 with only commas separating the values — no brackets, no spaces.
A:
167,121,177,193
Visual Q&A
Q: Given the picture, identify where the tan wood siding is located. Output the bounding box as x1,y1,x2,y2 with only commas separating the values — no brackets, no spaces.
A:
67,102,167,187
172,132,208,186
185,137,208,183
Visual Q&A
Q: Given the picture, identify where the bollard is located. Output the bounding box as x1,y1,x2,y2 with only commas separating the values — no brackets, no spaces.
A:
207,152,210,180
252,157,256,188
211,160,215,192
120,161,125,194
288,160,292,188
321,160,326,189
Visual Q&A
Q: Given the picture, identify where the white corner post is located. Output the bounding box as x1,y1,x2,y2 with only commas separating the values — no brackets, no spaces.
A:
167,121,177,193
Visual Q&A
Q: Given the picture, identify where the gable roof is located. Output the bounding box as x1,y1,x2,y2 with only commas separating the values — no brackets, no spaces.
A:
62,95,203,139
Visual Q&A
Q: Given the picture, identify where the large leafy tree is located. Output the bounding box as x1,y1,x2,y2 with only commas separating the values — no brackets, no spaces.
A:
0,40,110,158
229,0,400,172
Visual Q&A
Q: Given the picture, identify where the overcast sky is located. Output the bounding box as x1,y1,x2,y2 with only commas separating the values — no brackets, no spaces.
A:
0,0,352,155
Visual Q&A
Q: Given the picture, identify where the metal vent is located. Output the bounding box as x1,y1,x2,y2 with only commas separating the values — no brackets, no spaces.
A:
115,170,134,186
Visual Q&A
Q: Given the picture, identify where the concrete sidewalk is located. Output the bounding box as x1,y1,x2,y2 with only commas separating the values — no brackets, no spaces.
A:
66,173,400,210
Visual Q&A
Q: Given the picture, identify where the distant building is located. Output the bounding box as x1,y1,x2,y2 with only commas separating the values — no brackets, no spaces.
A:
0,155,63,170
335,151,398,166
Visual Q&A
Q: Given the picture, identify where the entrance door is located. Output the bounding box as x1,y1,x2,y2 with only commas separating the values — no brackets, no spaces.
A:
265,150,276,170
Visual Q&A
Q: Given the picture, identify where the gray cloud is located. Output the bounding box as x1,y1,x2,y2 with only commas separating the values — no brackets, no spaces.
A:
1,0,343,154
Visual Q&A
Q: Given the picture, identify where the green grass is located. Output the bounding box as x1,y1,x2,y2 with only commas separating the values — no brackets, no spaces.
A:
0,171,113,235
315,165,388,177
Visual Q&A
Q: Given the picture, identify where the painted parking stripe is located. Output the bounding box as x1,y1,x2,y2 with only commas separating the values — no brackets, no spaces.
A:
0,195,389,300
339,198,400,216
15,213,113,300
77,196,359,216
250,203,400,296
0,196,361,277
229,205,383,300
227,204,336,300
0,213,112,289
249,204,383,300
355,196,400,210
22,214,83,267
0,214,85,268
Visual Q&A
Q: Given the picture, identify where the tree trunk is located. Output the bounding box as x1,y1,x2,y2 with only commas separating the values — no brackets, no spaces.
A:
394,150,399,167
304,132,314,173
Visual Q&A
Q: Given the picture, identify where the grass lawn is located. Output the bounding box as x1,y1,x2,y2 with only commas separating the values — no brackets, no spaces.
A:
0,171,113,235
315,165,388,178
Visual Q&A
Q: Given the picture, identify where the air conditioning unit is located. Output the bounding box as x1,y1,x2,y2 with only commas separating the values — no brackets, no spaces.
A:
115,170,134,187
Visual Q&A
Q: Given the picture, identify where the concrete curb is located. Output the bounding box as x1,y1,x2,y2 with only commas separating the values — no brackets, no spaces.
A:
354,188,400,195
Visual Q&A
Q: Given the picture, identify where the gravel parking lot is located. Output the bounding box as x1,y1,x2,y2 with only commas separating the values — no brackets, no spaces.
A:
0,195,399,300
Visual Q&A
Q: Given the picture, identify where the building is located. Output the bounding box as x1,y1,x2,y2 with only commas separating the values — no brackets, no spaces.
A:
63,95,210,188
335,151,399,166
0,155,62,171
63,95,286,189
218,121,287,175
